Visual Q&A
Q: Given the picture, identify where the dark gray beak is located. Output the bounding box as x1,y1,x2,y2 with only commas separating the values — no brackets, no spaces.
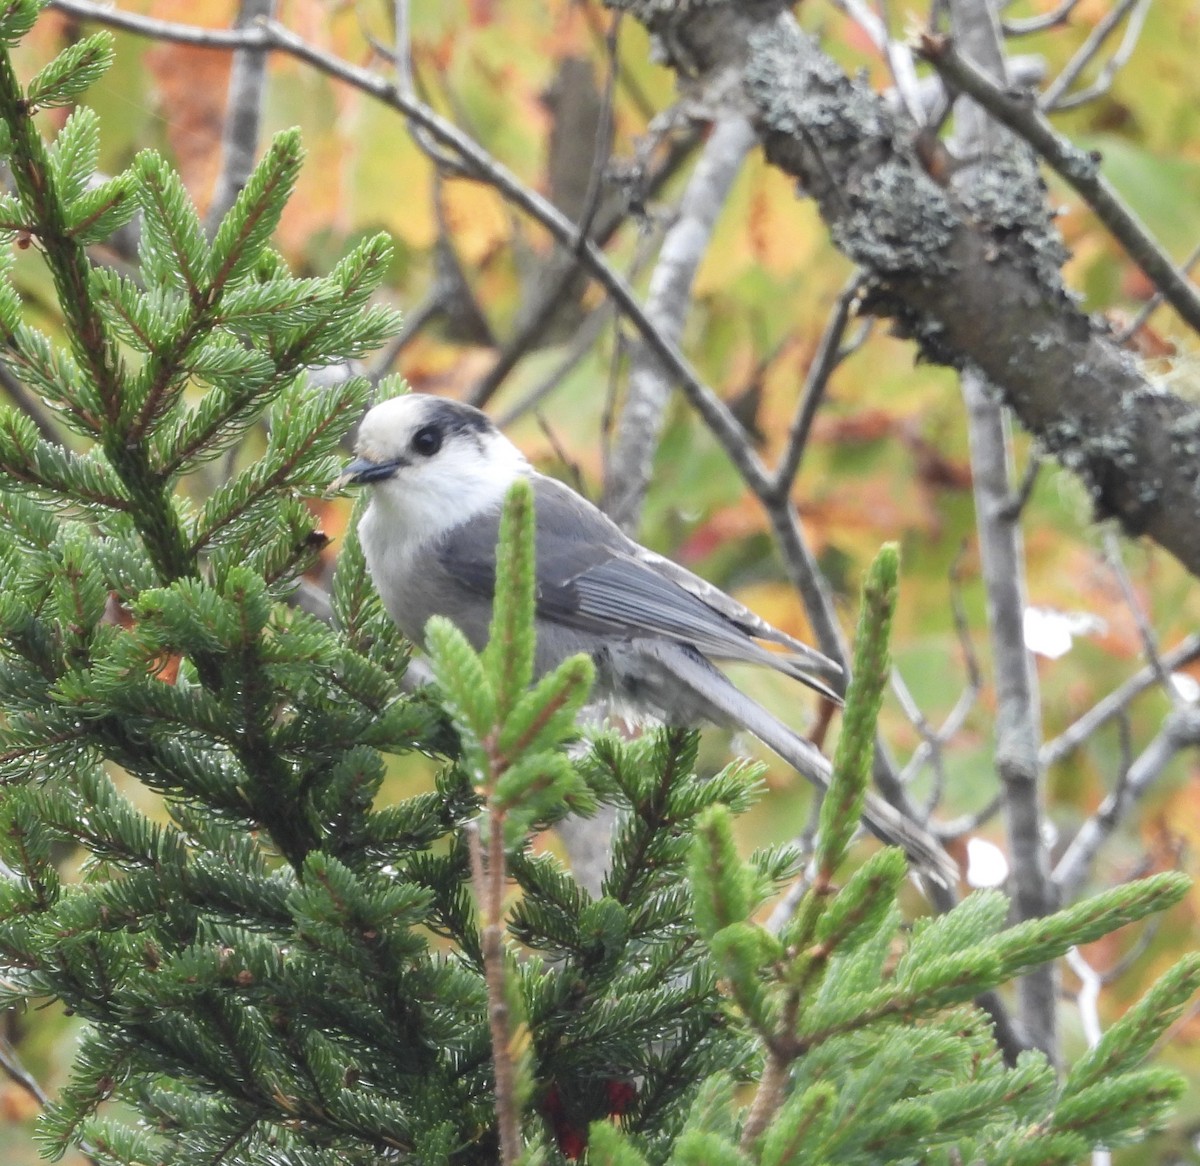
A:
333,456,405,489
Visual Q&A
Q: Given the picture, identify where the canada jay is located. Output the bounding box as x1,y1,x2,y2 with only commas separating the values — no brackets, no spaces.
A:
340,393,953,881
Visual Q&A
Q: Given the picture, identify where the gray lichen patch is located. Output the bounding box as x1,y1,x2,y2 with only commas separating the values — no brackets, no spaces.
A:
744,20,893,146
1167,407,1200,471
1040,403,1167,531
955,152,1068,292
833,160,957,276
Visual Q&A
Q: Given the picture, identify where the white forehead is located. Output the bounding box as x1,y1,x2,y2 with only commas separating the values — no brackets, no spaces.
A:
355,394,494,459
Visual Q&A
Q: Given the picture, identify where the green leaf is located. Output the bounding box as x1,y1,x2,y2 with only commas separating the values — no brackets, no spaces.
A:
64,171,138,245
758,1082,836,1166
0,0,40,46
497,652,593,761
1051,1067,1186,1146
669,1130,749,1166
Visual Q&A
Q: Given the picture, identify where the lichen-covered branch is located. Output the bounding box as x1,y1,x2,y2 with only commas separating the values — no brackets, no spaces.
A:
606,0,1200,582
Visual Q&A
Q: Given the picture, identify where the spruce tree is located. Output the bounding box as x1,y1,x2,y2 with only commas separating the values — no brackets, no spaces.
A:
0,6,1194,1164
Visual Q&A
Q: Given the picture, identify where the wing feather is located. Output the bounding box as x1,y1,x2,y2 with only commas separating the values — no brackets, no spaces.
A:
435,473,840,697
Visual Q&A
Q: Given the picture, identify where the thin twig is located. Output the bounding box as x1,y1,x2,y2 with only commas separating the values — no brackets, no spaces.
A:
495,304,614,427
1114,240,1200,345
1099,912,1160,983
919,33,1200,337
829,0,926,124
1053,707,1200,900
758,496,936,850
389,0,470,174
1039,0,1150,112
765,799,822,935
768,275,865,499
902,544,985,816
468,128,699,409
366,291,447,385
1040,635,1200,767
1002,0,1080,37
948,0,1055,1056
998,449,1041,520
937,793,1003,839
54,0,725,411
603,112,757,532
0,363,63,443
1101,530,1174,700
1065,947,1103,1047
571,13,620,251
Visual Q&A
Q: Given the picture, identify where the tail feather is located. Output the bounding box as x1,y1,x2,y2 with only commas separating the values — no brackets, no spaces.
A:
651,645,957,887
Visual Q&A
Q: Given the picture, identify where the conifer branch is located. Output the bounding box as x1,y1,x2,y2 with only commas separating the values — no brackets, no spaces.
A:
0,40,191,582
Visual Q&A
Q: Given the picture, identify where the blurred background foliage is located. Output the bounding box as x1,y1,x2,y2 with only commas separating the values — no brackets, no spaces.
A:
2,0,1199,1161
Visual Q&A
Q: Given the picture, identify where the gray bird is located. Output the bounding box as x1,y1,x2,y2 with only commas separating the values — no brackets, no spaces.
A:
340,392,953,881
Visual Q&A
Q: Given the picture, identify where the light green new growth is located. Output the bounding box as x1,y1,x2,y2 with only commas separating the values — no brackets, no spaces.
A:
483,475,538,721
819,541,898,876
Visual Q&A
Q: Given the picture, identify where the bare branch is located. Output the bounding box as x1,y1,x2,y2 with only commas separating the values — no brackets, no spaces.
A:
1065,946,1104,1047
1102,530,1174,699
495,304,614,427
899,542,985,816
0,1028,101,1166
998,449,1042,521
367,292,448,385
204,0,274,236
0,362,63,444
768,275,865,498
57,0,1200,583
1040,634,1200,767
1040,0,1151,112
757,494,937,851
390,0,470,174
829,0,926,124
0,1030,48,1106
602,113,757,532
1114,241,1200,346
1002,0,1080,37
765,797,822,935
1053,706,1200,901
937,793,1003,839
965,368,1057,1047
888,52,1047,124
469,128,699,409
948,0,1055,1055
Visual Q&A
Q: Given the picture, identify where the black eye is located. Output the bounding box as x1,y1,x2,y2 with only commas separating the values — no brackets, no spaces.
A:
410,424,443,457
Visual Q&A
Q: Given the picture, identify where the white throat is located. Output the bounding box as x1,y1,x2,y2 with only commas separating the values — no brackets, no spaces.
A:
360,431,530,555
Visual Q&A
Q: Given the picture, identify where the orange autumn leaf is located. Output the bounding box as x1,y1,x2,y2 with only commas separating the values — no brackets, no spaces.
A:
440,180,513,266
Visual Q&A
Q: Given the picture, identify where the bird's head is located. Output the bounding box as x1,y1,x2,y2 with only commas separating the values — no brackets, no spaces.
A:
336,394,529,532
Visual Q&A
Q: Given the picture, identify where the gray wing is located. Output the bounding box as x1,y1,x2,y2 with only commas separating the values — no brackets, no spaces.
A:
437,475,841,698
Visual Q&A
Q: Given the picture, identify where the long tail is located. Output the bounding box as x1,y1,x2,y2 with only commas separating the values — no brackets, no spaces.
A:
654,646,957,887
